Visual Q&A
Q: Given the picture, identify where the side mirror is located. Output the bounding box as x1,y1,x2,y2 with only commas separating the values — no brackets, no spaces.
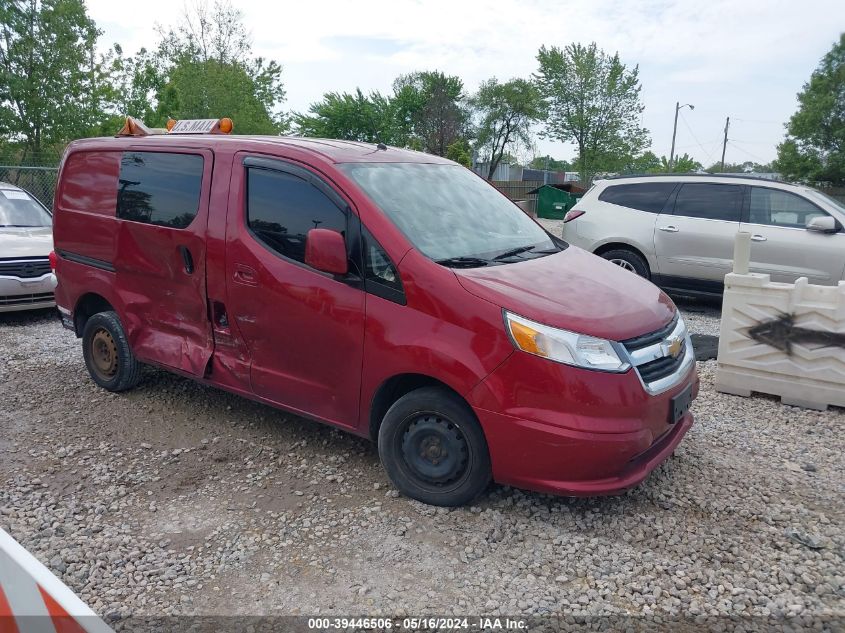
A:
806,215,840,234
305,228,348,275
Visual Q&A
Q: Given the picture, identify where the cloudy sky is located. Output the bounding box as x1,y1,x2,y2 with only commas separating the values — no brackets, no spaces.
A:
87,0,844,167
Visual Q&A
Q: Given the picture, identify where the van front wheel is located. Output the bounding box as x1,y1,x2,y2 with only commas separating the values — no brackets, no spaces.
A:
378,387,491,507
82,311,142,392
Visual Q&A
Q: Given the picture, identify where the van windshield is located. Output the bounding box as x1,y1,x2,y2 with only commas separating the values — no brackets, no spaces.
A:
339,163,559,266
0,189,52,227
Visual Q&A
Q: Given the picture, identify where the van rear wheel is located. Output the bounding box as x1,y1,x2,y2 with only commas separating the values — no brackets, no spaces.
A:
82,311,142,392
600,248,650,278
378,386,491,507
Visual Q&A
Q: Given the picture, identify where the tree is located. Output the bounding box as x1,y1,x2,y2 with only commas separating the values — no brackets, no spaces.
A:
0,0,105,161
534,42,649,182
657,153,701,173
528,155,571,171
471,78,543,180
154,0,286,133
625,151,662,174
775,34,845,184
445,138,471,167
294,89,398,143
392,71,469,155
704,160,774,174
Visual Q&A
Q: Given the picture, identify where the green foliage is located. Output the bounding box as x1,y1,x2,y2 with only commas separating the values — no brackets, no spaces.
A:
153,0,286,133
660,153,701,173
294,89,398,144
625,151,662,174
775,34,845,184
534,42,650,182
528,155,571,171
0,0,287,159
704,160,774,174
471,78,543,180
296,69,469,153
392,71,468,155
0,0,106,160
445,138,472,167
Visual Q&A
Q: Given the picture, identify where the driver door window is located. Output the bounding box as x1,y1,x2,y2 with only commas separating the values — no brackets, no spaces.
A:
748,187,827,228
246,167,347,265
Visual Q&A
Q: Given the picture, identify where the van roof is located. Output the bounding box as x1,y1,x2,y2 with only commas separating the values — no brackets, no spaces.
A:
67,135,454,165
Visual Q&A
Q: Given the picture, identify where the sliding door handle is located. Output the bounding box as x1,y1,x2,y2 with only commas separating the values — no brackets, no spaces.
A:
178,245,194,274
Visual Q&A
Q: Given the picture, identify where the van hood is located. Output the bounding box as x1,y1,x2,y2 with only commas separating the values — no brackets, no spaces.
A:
455,246,676,341
0,226,53,258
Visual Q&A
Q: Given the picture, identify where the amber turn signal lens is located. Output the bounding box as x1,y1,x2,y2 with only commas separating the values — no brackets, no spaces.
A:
508,320,546,357
218,117,233,134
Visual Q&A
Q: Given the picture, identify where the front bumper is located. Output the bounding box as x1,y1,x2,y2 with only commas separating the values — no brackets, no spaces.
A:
0,273,56,312
470,349,699,496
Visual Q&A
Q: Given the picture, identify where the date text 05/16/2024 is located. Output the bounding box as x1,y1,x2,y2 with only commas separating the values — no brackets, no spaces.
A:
307,617,529,630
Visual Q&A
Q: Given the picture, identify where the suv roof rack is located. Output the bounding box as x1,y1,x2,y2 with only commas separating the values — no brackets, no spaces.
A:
605,173,795,186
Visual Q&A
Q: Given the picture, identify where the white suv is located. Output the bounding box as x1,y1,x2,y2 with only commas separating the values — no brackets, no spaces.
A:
562,175,845,295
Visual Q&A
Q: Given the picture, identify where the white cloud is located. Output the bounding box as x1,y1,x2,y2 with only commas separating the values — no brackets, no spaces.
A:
87,0,845,165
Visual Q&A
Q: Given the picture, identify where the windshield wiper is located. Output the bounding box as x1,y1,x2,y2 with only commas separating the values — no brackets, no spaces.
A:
435,256,491,268
492,245,536,260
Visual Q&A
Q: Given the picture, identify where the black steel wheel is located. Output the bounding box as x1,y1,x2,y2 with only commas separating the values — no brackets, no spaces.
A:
378,386,491,506
82,311,142,392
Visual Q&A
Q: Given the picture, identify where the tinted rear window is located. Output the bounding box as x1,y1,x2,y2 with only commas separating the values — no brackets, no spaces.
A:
598,183,676,213
673,183,742,221
116,152,204,228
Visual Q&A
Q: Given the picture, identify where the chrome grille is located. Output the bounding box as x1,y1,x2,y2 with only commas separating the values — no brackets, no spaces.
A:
0,292,54,306
620,313,694,394
0,258,51,279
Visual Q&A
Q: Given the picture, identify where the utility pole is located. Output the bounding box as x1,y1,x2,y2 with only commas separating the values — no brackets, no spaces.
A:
720,116,730,172
669,102,680,170
669,102,694,171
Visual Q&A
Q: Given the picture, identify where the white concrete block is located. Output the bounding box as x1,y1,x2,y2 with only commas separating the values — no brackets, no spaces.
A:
715,271,845,410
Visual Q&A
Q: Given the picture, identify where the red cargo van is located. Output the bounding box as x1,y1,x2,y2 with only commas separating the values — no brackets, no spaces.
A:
52,119,698,506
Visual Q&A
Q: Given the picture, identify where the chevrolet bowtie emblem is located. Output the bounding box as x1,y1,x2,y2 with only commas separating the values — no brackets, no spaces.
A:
665,337,683,358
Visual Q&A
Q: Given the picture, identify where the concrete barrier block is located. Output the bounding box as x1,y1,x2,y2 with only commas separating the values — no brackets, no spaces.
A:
715,272,845,410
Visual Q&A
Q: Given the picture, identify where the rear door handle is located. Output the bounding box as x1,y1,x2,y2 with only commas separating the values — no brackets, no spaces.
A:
751,234,767,242
658,225,679,233
178,245,194,274
233,264,258,286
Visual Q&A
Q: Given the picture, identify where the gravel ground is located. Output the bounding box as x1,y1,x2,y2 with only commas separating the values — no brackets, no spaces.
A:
1,308,842,630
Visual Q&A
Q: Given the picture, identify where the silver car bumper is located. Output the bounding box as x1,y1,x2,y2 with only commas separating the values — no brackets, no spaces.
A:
0,273,57,312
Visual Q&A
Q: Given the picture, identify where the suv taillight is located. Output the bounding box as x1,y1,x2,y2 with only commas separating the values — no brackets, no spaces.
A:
564,209,585,223
48,251,57,271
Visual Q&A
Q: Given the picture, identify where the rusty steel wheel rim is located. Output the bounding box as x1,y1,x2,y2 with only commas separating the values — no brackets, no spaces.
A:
90,328,118,380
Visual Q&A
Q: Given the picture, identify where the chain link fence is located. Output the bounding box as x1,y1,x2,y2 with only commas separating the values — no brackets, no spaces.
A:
0,165,59,209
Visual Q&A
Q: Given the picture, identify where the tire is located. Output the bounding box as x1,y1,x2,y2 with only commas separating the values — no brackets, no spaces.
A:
81,311,142,392
599,248,650,278
378,386,492,507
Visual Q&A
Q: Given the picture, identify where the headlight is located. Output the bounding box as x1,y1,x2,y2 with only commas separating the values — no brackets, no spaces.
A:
504,311,630,372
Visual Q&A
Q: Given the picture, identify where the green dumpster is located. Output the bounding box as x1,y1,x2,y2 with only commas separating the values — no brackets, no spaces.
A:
528,184,584,220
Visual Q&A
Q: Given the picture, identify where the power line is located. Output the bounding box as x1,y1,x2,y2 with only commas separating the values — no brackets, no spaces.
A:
679,111,717,164
727,140,769,163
